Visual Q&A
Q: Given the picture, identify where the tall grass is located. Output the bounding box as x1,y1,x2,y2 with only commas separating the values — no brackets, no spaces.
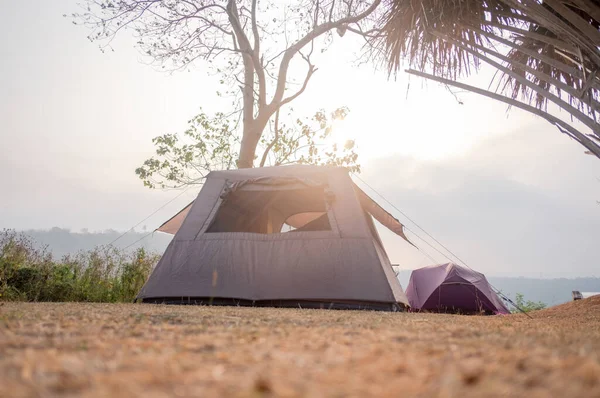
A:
0,230,159,302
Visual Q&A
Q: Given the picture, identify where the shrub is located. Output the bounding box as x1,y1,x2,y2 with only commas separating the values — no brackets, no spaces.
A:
512,292,547,313
0,230,160,303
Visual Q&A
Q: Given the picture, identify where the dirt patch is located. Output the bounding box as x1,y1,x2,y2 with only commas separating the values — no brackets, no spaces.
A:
1,299,600,397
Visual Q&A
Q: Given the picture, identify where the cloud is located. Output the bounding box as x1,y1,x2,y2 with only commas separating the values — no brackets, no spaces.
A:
361,123,600,278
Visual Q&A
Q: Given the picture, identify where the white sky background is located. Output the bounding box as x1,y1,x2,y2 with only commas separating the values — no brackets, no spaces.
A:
1,0,600,278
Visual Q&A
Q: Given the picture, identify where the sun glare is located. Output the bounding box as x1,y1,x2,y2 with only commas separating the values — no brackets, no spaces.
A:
328,117,356,150
326,108,481,162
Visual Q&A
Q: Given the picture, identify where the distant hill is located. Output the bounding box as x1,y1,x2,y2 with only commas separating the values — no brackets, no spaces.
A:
395,270,600,308
22,227,172,259
17,228,600,307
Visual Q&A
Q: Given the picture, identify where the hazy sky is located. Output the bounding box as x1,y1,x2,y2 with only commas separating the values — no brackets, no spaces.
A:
2,1,599,278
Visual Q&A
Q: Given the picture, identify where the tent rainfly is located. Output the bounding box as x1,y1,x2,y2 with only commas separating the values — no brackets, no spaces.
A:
406,263,510,315
137,165,413,311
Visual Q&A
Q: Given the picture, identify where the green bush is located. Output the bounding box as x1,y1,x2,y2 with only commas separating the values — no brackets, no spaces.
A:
512,292,547,313
0,230,159,303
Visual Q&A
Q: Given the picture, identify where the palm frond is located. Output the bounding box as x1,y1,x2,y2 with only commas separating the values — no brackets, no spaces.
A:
376,0,523,78
376,0,600,156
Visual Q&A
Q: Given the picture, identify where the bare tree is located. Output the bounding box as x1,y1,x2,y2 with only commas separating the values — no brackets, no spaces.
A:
73,0,382,168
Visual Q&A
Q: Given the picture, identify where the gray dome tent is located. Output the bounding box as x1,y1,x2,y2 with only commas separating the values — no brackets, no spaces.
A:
137,165,412,310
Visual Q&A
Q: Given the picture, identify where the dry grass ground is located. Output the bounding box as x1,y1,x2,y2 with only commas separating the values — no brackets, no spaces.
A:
1,297,600,398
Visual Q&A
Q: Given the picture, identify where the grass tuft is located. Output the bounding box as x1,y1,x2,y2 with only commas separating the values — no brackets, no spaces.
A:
0,230,158,303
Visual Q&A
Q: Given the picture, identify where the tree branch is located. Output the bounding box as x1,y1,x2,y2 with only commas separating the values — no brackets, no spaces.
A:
280,52,318,107
269,0,381,110
226,0,256,129
251,0,267,108
329,0,336,22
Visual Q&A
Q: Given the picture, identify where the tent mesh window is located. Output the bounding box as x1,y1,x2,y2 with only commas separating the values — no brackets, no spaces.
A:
206,186,331,234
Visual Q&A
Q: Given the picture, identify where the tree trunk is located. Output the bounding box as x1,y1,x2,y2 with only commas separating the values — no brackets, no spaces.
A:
237,131,260,168
236,116,270,169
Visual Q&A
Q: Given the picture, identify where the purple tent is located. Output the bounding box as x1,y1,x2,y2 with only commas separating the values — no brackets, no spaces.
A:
405,263,510,314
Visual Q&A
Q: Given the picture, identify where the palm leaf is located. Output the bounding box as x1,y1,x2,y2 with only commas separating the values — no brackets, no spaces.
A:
376,0,600,156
